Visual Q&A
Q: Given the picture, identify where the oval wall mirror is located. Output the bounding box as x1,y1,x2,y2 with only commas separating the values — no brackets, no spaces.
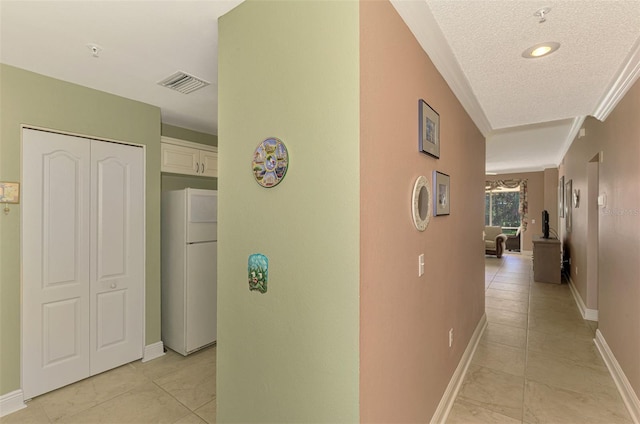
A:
412,175,431,231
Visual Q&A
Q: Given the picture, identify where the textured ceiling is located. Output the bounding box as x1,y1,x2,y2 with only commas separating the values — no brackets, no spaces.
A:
393,0,640,173
2,1,640,173
427,0,640,130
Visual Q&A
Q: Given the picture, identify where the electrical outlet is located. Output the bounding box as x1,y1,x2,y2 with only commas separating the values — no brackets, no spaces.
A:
448,328,454,348
418,254,425,277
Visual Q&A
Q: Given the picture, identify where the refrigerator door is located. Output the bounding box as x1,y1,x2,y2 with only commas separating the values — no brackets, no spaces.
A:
187,189,217,243
186,241,217,353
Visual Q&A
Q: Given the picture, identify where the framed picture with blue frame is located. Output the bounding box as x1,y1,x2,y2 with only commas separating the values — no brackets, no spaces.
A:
419,99,440,159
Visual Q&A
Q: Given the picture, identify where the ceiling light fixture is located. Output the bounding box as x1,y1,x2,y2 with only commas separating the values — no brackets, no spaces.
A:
522,42,560,59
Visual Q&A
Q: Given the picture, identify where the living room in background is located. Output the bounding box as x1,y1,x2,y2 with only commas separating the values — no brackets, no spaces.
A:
485,179,529,253
485,179,528,235
485,187,519,233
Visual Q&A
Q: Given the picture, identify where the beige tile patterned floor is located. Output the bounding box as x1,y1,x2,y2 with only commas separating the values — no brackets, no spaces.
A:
3,254,633,423
449,253,632,424
2,345,216,424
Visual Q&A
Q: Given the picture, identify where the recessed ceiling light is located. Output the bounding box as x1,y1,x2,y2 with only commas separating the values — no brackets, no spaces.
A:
522,42,560,59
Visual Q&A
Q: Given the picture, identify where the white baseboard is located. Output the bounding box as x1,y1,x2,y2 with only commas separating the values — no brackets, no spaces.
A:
430,313,488,424
0,390,26,418
594,330,640,423
142,341,165,363
567,276,599,321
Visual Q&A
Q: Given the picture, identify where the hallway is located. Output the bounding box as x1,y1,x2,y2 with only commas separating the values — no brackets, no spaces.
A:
3,254,635,423
447,253,632,423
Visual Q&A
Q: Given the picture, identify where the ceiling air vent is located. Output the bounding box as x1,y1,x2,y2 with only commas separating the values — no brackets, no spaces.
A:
158,71,210,94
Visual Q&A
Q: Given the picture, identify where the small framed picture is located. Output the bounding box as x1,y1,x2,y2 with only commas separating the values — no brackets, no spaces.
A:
565,179,572,234
559,176,565,217
419,99,440,159
433,171,450,216
0,182,20,204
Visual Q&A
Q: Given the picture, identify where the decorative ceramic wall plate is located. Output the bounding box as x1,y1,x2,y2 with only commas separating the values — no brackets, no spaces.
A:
252,137,289,188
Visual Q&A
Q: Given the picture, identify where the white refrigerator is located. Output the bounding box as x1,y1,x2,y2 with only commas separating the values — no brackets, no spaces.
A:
161,188,217,355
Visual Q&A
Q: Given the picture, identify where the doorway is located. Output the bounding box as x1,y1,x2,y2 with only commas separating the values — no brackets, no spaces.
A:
585,153,600,320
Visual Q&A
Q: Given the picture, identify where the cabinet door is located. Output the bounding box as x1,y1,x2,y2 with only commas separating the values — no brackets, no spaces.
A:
199,150,218,177
161,143,199,175
185,242,217,352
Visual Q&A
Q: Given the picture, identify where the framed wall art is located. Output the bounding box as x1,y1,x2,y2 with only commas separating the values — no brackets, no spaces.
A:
559,176,565,217
0,182,20,203
433,171,450,216
0,182,20,215
418,99,440,159
565,179,572,234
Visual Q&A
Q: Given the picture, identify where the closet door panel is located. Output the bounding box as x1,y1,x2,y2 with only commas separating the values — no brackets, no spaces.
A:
22,129,91,399
90,140,145,375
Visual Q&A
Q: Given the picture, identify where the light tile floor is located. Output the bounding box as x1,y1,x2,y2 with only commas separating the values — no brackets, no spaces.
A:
2,344,216,423
4,253,633,423
448,253,632,424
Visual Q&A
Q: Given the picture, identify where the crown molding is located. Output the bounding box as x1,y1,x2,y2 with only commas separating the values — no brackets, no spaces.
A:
391,0,492,137
593,36,640,121
555,116,586,166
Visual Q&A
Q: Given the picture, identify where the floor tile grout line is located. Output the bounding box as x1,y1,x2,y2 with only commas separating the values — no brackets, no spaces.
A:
35,364,152,423
521,261,533,424
150,380,196,423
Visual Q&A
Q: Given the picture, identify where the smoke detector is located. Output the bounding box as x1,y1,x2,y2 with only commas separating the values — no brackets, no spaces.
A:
534,7,551,23
86,43,103,58
158,71,210,94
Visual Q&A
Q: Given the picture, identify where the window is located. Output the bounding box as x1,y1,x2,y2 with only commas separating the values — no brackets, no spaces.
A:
485,188,520,232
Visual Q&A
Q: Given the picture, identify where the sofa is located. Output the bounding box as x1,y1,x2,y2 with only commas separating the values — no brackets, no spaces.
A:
485,226,507,258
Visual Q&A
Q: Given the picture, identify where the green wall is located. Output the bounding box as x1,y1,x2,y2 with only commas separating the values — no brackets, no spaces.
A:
161,174,217,192
217,1,360,422
0,64,162,395
161,123,218,147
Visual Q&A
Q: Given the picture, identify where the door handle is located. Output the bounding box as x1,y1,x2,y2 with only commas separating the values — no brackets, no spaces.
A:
196,162,200,173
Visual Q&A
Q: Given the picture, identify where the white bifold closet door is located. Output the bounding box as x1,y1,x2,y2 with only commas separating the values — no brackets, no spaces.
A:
22,128,144,399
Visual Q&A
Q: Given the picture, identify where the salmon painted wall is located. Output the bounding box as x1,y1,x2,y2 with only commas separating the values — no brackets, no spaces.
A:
560,79,640,399
486,171,546,251
543,168,559,233
359,2,485,421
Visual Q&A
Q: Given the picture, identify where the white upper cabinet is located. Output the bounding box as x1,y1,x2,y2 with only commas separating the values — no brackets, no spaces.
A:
161,136,218,177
